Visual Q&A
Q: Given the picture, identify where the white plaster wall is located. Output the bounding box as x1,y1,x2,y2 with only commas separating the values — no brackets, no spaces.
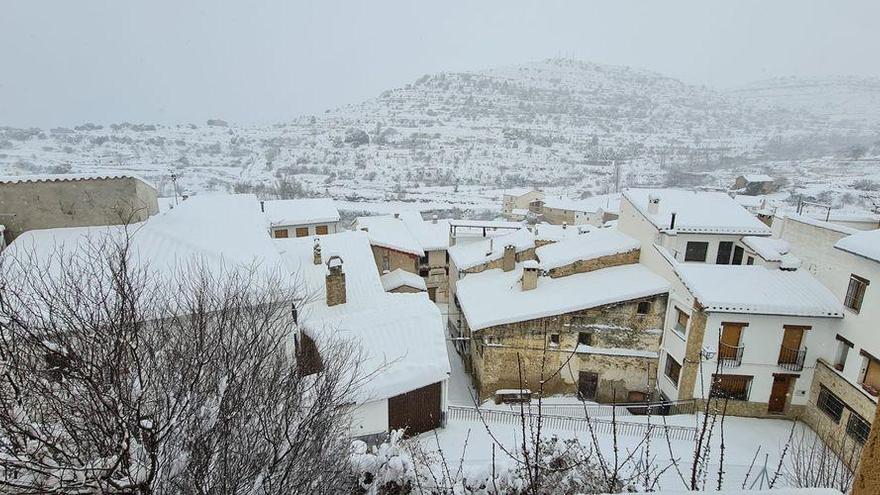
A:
273,221,340,238
349,399,389,437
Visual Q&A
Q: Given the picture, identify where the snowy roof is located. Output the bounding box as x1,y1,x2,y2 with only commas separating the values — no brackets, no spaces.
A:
741,236,790,262
675,265,844,318
623,188,771,235
354,215,425,256
448,228,535,271
733,194,764,208
397,211,451,251
263,198,340,227
456,264,669,331
784,213,858,235
536,229,640,270
502,188,539,197
0,172,152,186
449,219,526,229
835,229,880,263
381,268,428,292
532,223,593,242
542,193,621,214
740,174,774,183
274,230,448,401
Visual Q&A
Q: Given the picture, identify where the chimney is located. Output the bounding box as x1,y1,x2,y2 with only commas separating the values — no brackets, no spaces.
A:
502,245,516,272
562,221,568,230
521,260,539,291
432,214,438,224
325,255,347,306
394,213,400,219
669,212,677,230
648,194,661,215
313,238,322,265
260,200,265,213
486,238,494,257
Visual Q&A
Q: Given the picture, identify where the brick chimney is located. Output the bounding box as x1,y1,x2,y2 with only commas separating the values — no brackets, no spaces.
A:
522,260,539,291
313,238,322,265
502,245,516,272
325,255,346,306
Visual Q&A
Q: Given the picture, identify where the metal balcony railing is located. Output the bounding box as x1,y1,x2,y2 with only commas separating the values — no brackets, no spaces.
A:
718,342,744,368
778,346,807,372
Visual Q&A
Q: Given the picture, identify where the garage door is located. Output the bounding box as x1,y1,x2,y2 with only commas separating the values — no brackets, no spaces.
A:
388,382,442,437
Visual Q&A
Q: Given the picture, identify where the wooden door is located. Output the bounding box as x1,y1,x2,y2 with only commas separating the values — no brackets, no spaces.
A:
768,375,791,413
388,382,442,437
578,371,598,400
779,326,805,363
719,323,743,360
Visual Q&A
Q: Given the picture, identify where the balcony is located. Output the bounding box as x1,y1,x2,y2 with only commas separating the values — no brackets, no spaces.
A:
778,346,807,372
718,342,744,368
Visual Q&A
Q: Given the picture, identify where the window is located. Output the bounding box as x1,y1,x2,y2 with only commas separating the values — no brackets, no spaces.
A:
295,227,309,238
861,354,880,396
716,241,733,264
673,308,689,336
549,333,560,346
746,256,755,265
382,254,390,272
578,332,593,346
636,301,652,315
732,245,745,265
845,274,869,313
816,386,845,422
315,225,329,235
664,355,681,386
684,241,709,262
711,374,752,401
834,337,852,371
274,228,289,239
847,412,871,444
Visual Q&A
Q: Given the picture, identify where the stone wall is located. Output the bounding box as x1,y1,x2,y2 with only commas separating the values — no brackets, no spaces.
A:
0,176,159,241
546,249,640,278
462,248,537,276
694,398,804,420
677,307,709,401
470,293,668,402
371,246,418,274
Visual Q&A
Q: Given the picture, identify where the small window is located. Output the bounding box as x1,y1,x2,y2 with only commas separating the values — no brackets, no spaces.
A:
315,225,329,235
711,374,752,401
746,256,755,265
861,355,880,395
684,242,709,262
274,228,289,239
834,340,851,371
664,355,681,386
817,386,845,422
549,333,560,346
845,274,869,313
732,245,745,265
847,412,871,444
716,241,733,264
382,254,390,272
295,227,309,238
636,301,652,315
578,332,593,346
673,308,689,336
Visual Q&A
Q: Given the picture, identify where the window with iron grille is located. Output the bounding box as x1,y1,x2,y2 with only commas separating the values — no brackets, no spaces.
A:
578,332,593,346
711,374,752,401
549,333,560,346
847,412,871,444
636,301,652,315
817,385,845,422
664,355,681,386
844,274,869,313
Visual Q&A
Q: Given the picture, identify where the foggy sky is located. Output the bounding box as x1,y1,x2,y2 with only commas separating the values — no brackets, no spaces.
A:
2,0,878,128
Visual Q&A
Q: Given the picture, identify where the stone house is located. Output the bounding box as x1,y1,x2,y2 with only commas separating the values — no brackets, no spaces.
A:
539,193,620,227
733,174,777,195
381,268,428,294
501,188,544,218
657,261,844,420
454,228,670,402
0,173,159,242
262,198,340,238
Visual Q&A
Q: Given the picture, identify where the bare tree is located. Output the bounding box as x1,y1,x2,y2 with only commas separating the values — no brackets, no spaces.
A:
0,229,360,493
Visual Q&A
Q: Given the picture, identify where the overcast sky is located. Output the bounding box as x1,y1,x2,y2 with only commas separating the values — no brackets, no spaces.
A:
2,1,878,127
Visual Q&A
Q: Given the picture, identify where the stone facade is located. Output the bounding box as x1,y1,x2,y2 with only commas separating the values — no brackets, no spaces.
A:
853,400,880,495
546,249,640,278
326,265,347,307
371,246,418,274
0,176,159,241
676,307,708,402
469,293,668,402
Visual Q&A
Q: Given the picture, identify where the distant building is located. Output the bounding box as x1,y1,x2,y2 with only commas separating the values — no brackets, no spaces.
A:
262,198,340,238
0,173,159,242
501,188,544,218
733,174,777,195
539,194,620,227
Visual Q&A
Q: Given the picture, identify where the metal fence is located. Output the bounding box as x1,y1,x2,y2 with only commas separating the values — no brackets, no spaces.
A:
495,399,695,418
447,405,697,441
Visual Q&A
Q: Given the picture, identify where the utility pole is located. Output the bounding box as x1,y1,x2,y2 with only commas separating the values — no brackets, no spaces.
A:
170,171,181,206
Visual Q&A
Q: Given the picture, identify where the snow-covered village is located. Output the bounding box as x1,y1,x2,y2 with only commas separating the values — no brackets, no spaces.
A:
1,2,880,494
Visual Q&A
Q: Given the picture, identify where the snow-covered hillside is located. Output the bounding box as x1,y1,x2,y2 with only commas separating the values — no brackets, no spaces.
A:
0,59,878,215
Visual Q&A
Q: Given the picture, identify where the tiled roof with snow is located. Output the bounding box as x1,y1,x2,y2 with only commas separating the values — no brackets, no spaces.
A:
502,187,539,197
263,198,340,226
675,265,843,318
354,215,425,256
275,230,448,401
536,229,640,270
381,268,428,292
449,219,526,229
623,188,771,235
542,193,621,214
397,211,451,251
456,264,669,331
733,194,764,208
784,213,858,235
0,172,152,185
741,236,790,262
448,228,535,271
835,229,880,263
532,223,593,242
742,174,774,183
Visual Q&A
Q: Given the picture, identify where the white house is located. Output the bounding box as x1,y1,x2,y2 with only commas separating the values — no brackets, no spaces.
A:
262,198,340,238
501,188,544,217
657,262,844,419
274,230,450,441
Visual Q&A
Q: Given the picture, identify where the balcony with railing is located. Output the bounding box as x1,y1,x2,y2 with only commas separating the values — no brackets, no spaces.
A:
778,346,807,372
718,342,744,368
